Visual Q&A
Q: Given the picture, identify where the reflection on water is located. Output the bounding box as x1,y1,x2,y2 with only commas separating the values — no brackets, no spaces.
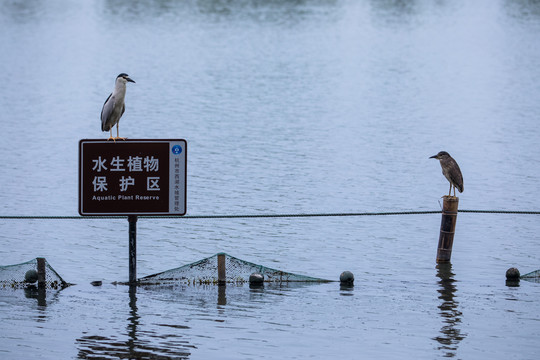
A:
75,283,323,358
127,286,141,359
100,0,340,24
23,285,47,307
217,283,227,305
433,263,466,358
0,0,45,22
369,0,419,19
76,286,193,359
504,0,540,20
1,286,63,309
339,282,354,296
2,0,540,358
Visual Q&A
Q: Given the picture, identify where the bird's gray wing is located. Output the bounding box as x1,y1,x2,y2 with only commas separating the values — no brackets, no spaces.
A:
101,93,114,131
449,160,464,192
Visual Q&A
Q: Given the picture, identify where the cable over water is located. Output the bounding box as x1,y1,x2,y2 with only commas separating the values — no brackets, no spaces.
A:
0,209,539,220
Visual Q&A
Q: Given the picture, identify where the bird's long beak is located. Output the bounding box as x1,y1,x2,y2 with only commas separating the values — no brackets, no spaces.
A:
429,154,438,159
126,77,135,83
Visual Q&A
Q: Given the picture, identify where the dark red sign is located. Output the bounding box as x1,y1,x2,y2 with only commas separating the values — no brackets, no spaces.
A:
79,139,186,216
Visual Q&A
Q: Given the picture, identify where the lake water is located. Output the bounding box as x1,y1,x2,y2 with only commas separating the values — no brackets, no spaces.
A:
1,0,540,359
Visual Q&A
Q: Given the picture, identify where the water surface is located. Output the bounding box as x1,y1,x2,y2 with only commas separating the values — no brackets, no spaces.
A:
1,0,540,359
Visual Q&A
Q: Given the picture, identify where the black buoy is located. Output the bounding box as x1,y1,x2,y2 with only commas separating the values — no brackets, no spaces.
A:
249,272,264,286
340,271,354,286
25,269,38,284
506,267,520,280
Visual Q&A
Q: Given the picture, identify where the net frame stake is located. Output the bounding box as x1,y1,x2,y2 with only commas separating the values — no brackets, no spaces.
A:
128,215,138,285
217,253,226,285
436,196,459,263
36,257,46,289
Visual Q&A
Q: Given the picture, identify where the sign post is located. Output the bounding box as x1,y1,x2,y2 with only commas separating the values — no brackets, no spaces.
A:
79,139,187,284
128,215,137,284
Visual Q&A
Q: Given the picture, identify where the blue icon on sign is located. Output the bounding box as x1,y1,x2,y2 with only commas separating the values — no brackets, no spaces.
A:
172,145,182,155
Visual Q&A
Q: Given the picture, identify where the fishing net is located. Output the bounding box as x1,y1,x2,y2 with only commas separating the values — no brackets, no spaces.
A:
521,269,540,283
0,258,68,289
139,253,331,285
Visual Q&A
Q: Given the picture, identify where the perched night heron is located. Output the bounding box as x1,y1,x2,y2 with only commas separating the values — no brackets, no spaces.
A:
430,151,464,197
101,73,135,141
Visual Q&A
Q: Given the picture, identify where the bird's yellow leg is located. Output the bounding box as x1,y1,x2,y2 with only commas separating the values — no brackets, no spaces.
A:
115,124,127,141
107,129,116,142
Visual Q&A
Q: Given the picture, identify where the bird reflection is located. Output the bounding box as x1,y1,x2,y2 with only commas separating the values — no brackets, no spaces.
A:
433,263,466,357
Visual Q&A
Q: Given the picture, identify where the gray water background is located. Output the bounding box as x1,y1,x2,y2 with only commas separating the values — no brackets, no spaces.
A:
1,0,540,359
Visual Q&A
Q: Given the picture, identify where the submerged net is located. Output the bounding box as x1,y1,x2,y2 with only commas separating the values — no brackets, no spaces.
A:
521,269,540,283
139,253,331,285
0,258,68,289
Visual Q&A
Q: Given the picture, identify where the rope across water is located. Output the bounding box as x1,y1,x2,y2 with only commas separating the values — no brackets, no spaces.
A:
1,209,539,220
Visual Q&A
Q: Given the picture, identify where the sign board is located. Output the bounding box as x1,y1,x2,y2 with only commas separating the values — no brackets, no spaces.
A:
79,139,186,216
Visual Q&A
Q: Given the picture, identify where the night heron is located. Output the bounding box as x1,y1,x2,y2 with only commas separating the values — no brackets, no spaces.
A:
101,73,135,141
430,151,463,197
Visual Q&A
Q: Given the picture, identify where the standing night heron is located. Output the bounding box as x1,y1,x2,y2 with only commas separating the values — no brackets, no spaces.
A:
430,151,464,197
101,73,135,141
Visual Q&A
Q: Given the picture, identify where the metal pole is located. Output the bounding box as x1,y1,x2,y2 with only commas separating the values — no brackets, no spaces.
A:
436,196,459,263
128,215,138,285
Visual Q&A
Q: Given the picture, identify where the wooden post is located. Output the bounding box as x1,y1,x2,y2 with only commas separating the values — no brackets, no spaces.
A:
36,257,46,289
217,253,226,285
128,215,138,285
437,196,459,263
